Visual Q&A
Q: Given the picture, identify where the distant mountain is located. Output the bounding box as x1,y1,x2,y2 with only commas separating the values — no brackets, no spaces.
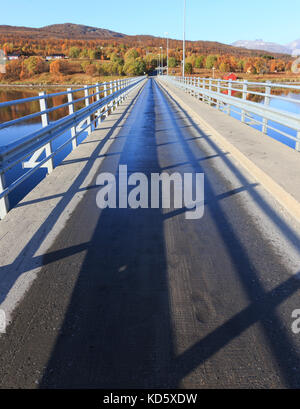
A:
287,39,300,55
232,39,291,55
0,23,126,40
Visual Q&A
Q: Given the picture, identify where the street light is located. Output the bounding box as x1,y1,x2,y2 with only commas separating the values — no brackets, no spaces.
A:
158,53,160,75
165,32,169,76
160,46,163,75
183,0,186,78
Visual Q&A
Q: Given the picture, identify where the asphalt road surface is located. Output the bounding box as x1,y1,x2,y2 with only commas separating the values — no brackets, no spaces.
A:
0,78,300,389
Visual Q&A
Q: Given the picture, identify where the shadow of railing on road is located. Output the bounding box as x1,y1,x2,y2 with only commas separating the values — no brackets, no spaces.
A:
157,81,300,388
0,83,147,306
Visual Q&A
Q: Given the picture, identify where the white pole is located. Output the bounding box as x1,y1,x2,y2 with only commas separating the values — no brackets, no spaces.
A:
183,0,186,78
165,32,169,76
0,173,9,220
39,91,54,174
158,53,160,75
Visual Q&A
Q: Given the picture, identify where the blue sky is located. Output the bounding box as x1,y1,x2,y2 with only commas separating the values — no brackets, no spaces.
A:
1,0,299,45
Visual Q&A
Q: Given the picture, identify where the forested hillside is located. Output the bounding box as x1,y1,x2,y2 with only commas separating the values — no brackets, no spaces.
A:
0,23,294,83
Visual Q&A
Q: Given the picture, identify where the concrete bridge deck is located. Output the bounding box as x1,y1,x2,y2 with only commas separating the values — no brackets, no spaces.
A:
0,78,300,388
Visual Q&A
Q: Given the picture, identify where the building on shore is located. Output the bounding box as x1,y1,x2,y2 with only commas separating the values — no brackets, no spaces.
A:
7,53,21,60
45,54,67,61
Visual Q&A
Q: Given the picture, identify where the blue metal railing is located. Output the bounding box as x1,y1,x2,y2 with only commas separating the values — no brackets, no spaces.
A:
0,76,146,219
161,76,300,152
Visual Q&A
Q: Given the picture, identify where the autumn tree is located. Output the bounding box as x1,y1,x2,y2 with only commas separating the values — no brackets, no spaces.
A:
85,63,98,76
68,46,81,58
205,55,218,69
110,53,124,65
219,62,230,72
254,58,268,74
185,62,193,75
22,56,48,77
195,55,205,68
80,48,89,59
123,57,146,76
168,57,177,68
49,60,66,78
125,48,139,60
88,49,101,60
4,60,22,81
105,61,124,75
237,59,245,72
186,55,196,67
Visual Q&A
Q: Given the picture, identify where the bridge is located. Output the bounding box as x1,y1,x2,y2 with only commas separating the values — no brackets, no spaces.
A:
0,75,300,388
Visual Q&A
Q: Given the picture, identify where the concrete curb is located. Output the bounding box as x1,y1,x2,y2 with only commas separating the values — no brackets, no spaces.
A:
157,79,300,225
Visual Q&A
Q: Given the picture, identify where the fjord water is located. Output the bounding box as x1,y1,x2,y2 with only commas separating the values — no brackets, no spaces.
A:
230,91,300,149
0,87,90,209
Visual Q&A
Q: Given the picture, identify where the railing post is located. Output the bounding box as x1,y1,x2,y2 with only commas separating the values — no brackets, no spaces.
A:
202,78,205,102
241,80,248,123
84,86,92,135
120,80,123,101
209,78,212,106
120,80,124,102
103,82,108,119
262,81,271,134
118,79,122,104
116,79,119,105
198,77,201,100
227,80,232,115
39,91,54,174
228,79,232,97
67,88,77,149
113,80,117,110
0,173,9,220
296,131,300,152
217,79,221,110
95,83,102,128
126,79,129,98
108,80,113,114
123,80,127,99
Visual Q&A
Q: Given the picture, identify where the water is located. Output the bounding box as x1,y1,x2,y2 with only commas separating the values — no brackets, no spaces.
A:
228,91,300,149
0,87,91,209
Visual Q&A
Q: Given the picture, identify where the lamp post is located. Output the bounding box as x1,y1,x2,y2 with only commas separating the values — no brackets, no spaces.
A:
165,32,169,76
160,46,163,75
158,53,160,75
183,0,186,78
